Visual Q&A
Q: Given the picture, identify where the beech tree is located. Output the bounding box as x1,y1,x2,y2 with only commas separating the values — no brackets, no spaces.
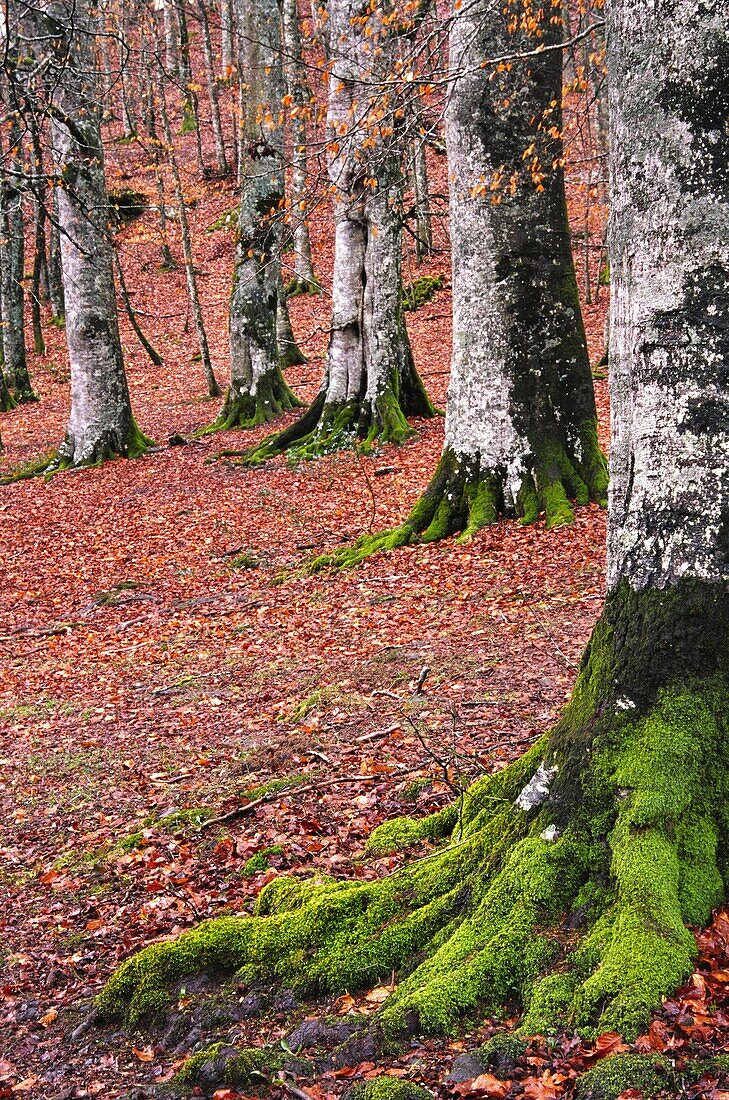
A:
204,0,302,432
95,0,729,1053
242,0,434,463
45,0,151,467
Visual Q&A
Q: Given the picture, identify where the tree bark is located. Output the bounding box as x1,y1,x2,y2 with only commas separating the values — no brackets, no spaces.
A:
204,0,301,432
242,0,434,463
281,0,319,295
0,118,34,400
157,70,220,397
46,0,151,467
197,0,229,176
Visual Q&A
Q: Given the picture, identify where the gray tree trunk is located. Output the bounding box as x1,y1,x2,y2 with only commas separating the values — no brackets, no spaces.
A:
281,0,318,295
605,0,729,596
402,0,607,540
46,0,150,466
0,119,32,400
220,0,234,76
157,70,220,396
198,0,229,175
410,133,433,260
209,0,301,432
243,0,433,463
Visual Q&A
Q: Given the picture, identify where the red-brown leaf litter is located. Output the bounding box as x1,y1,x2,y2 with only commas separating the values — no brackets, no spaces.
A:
1,87,727,1100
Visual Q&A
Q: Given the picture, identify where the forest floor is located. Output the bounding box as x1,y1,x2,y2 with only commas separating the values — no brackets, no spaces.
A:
2,107,729,1100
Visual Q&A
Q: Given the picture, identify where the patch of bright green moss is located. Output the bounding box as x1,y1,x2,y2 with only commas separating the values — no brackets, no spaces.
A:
402,275,444,312
349,1077,433,1100
243,846,285,876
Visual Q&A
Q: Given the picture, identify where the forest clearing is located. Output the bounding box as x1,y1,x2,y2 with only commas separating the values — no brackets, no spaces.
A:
0,0,727,1097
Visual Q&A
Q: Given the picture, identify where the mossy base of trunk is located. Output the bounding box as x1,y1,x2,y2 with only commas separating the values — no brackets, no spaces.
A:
285,276,322,298
309,427,607,571
40,418,154,474
200,370,303,435
0,379,17,411
241,377,435,467
96,582,728,1045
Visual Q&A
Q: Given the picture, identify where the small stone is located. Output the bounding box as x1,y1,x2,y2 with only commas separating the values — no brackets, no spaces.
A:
444,1052,488,1084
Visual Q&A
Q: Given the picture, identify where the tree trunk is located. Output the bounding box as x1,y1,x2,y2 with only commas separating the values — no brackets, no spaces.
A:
203,0,301,433
242,0,434,463
0,120,34,400
316,1,607,566
281,0,319,295
46,0,151,467
411,132,433,261
157,71,220,397
47,186,66,325
198,0,229,176
220,0,234,77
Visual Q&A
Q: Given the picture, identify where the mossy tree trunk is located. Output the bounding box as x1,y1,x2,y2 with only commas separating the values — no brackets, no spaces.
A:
435,1,607,535
97,0,729,1057
242,0,434,464
203,0,302,433
44,0,151,468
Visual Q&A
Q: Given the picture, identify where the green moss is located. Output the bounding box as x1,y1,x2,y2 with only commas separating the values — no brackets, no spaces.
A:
402,275,444,312
285,275,322,297
199,370,302,435
574,1054,670,1100
242,773,309,802
174,1042,278,1089
243,845,284,876
207,206,238,233
479,1032,528,1070
349,1078,433,1100
229,551,260,571
365,806,456,856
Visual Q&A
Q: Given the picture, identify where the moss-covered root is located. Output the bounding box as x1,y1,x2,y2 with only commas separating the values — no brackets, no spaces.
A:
199,370,303,435
172,1042,281,1093
306,448,503,572
13,420,154,479
96,671,728,1044
519,422,608,530
241,385,418,467
308,428,607,572
285,275,322,297
0,375,17,412
574,1053,729,1099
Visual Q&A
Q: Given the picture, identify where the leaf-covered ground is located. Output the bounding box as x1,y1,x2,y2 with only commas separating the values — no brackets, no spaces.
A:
2,101,728,1100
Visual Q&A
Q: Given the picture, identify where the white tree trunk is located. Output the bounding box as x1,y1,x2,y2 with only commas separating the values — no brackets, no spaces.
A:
47,0,148,466
214,0,300,430
606,0,729,593
281,0,318,293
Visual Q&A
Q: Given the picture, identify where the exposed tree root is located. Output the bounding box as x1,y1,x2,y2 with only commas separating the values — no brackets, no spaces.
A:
241,375,435,466
96,583,728,1044
199,371,303,435
308,430,607,571
285,275,322,298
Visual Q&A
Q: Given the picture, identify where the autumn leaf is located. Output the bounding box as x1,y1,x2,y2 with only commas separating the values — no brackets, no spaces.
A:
453,1073,509,1098
132,1046,155,1062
